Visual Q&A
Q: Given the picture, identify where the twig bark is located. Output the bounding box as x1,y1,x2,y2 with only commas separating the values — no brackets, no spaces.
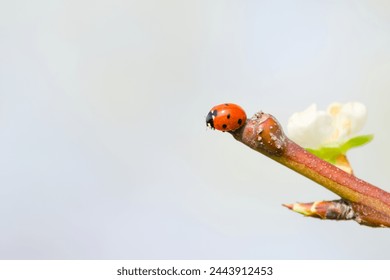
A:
228,111,390,227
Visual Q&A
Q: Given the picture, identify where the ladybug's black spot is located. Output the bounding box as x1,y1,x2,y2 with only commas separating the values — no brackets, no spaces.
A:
224,103,229,106
222,124,227,130
237,119,242,125
227,114,231,119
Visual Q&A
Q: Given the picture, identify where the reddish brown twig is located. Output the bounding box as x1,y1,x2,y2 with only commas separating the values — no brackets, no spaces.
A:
228,111,390,227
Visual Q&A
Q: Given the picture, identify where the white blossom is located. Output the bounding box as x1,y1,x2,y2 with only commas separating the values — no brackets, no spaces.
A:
287,102,367,149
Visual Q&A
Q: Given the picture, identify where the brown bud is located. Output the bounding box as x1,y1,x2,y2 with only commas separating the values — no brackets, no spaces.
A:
232,112,287,156
255,113,286,156
283,200,355,221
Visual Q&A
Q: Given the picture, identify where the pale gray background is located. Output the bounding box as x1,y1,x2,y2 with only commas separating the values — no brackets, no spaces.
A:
1,0,390,259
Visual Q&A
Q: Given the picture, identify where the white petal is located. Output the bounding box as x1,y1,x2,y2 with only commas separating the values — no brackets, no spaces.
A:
326,102,367,143
340,102,367,135
287,104,333,148
327,102,343,117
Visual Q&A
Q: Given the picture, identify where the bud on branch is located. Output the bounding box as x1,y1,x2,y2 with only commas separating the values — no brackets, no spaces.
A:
227,111,390,227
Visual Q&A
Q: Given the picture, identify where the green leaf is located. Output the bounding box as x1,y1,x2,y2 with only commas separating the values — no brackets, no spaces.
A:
340,134,374,153
307,147,342,164
306,134,374,164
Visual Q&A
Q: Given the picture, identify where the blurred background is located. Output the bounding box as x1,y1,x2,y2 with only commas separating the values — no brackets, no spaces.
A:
1,0,390,259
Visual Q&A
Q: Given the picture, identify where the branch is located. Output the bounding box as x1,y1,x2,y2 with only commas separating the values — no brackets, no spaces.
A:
228,111,390,227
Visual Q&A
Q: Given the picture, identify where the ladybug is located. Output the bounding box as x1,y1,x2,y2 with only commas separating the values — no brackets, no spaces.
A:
206,103,247,132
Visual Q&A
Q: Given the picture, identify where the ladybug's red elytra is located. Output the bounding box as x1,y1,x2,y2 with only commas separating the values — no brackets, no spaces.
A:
206,103,247,132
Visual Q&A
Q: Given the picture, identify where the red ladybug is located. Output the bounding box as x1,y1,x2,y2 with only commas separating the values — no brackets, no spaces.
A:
206,103,247,132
